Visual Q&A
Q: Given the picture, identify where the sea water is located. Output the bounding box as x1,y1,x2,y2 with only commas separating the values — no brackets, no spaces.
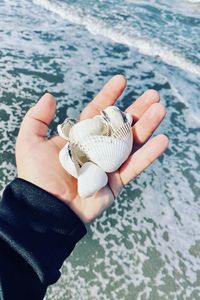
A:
0,0,200,299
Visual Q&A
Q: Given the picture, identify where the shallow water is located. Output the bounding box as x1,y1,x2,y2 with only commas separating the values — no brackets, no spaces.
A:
0,0,200,299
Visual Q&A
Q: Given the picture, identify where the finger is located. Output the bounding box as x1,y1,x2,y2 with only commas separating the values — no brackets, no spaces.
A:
50,135,66,149
126,89,160,122
119,134,169,185
80,74,126,120
132,103,166,145
18,93,56,141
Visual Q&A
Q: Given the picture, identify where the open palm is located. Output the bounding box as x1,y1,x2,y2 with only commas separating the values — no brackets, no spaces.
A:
16,75,168,223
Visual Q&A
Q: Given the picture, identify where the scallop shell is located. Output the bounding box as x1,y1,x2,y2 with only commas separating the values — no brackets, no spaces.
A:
78,162,108,198
59,142,78,178
78,122,133,173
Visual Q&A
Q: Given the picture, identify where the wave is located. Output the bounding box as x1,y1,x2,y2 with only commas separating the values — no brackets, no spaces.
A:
186,0,200,3
33,0,200,76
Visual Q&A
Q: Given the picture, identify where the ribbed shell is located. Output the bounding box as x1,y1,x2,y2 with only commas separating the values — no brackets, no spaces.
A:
78,123,133,172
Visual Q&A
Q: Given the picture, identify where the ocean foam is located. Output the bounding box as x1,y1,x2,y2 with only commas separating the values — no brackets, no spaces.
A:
33,0,200,77
187,0,200,2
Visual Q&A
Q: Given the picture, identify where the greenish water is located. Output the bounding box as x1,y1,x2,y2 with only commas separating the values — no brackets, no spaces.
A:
0,0,200,299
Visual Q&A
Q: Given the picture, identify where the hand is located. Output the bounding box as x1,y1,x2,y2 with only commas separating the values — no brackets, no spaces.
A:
16,75,168,223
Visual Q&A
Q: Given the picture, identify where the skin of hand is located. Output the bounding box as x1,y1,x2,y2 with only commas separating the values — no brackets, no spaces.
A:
16,75,169,223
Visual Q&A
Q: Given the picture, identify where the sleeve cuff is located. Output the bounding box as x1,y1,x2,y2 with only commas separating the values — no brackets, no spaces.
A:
0,178,87,285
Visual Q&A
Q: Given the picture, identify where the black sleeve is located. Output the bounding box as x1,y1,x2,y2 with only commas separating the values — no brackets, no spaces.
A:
0,178,87,300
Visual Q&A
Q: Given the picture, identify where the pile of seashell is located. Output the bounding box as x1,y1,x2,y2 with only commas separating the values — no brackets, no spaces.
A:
57,106,133,198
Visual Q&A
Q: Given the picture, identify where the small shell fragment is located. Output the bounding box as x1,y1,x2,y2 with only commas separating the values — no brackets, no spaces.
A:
57,118,77,140
59,142,78,178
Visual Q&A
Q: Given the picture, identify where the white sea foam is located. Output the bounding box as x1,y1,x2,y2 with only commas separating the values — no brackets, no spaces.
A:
187,0,200,2
33,0,200,77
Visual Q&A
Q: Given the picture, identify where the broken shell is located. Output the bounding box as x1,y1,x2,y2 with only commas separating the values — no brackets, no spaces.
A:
78,162,108,198
59,142,78,178
101,106,132,131
57,118,77,140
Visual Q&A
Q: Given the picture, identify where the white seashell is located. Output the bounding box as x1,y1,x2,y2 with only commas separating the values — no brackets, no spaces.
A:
78,162,108,198
125,112,133,126
59,142,78,178
78,122,133,173
69,117,108,144
57,118,77,140
70,144,88,167
93,115,111,135
101,106,132,131
58,106,133,198
101,106,124,131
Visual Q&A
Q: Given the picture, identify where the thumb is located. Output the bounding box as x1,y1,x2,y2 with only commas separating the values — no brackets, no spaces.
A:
18,93,56,141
